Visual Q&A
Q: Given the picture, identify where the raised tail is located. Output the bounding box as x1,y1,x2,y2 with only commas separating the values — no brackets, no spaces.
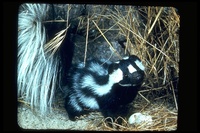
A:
18,3,61,114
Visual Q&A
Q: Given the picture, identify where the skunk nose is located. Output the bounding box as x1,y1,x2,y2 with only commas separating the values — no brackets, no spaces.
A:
133,73,142,79
132,71,144,80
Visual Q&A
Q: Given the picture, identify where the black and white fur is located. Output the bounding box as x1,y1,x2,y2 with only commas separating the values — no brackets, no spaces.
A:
64,55,145,120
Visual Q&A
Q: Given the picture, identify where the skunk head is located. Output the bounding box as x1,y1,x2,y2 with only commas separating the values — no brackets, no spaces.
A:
111,55,145,87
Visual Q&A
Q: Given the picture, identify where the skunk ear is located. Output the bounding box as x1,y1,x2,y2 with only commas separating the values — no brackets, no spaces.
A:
108,63,119,74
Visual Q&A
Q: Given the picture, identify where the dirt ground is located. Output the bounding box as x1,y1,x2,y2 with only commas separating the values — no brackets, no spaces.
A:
17,89,105,131
17,104,103,130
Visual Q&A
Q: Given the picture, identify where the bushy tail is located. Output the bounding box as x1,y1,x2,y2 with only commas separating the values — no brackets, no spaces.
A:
18,3,61,114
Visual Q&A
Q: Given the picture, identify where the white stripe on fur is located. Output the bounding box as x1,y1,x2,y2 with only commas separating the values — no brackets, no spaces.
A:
79,95,99,109
81,68,123,96
88,62,108,76
69,95,83,111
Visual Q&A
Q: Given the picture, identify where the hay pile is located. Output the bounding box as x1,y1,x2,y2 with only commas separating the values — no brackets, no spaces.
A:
18,4,179,131
85,102,177,131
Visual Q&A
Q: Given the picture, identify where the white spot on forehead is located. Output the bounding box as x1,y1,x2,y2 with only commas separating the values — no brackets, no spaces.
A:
128,64,137,73
123,56,129,60
135,60,145,71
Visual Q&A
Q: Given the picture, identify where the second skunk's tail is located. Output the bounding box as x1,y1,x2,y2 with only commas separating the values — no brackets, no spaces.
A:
18,4,65,114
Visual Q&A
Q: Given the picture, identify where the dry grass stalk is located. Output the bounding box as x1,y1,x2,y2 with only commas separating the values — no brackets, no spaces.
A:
44,27,69,57
84,17,90,66
44,4,71,57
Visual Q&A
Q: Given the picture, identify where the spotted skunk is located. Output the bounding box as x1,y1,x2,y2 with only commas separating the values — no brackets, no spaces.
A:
64,55,145,120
